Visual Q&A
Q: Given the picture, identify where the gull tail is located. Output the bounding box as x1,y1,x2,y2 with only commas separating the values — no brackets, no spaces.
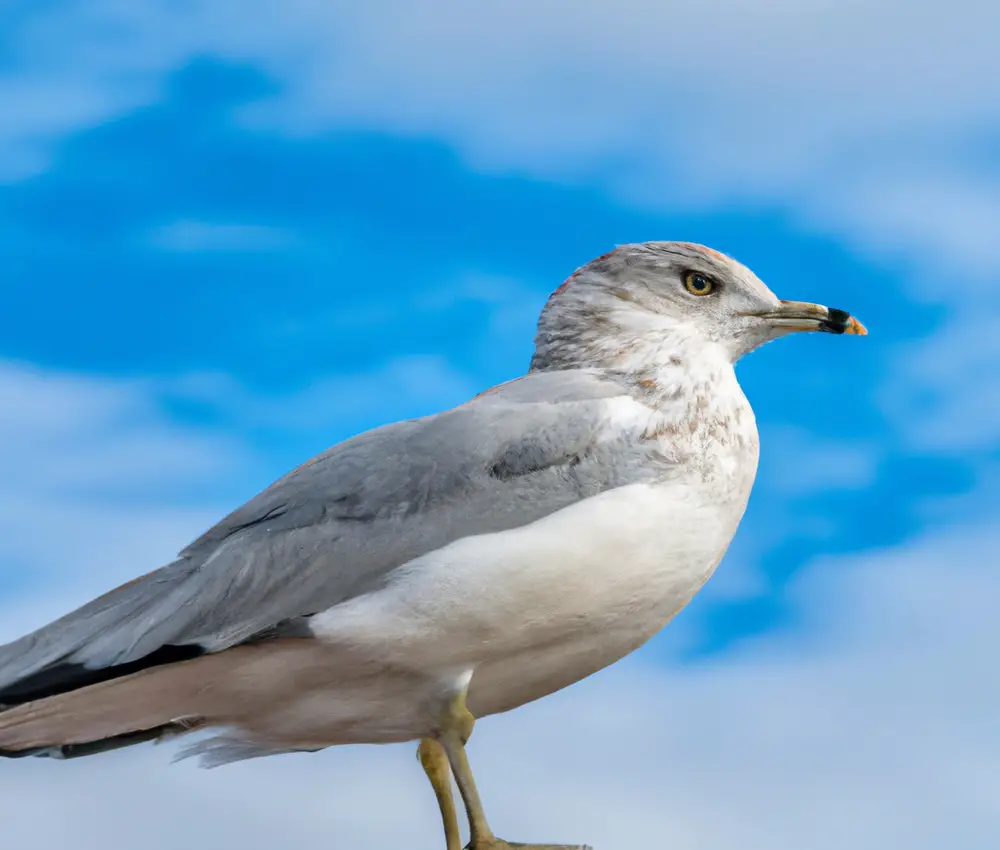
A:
0,638,335,765
0,653,215,760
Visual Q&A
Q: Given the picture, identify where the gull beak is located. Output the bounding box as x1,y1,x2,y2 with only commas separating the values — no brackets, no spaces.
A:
750,300,868,336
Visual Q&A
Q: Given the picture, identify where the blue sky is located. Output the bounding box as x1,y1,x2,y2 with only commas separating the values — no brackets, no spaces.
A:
1,3,998,849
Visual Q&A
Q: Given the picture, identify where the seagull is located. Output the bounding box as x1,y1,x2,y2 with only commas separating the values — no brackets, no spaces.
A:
0,242,865,850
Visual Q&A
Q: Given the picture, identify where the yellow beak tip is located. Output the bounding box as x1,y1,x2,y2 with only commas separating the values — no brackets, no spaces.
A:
846,317,868,336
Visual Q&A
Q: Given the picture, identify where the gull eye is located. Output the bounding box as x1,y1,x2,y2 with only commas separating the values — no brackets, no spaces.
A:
683,271,716,297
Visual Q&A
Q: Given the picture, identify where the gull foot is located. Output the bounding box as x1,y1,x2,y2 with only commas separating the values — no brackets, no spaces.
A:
467,840,592,850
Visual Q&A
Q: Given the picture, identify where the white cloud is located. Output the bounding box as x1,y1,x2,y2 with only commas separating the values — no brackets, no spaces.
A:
881,307,1000,451
5,1,999,274
807,173,1000,286
0,362,240,492
0,360,239,596
0,1,191,180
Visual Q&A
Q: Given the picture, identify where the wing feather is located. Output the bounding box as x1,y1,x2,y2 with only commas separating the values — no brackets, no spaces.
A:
0,369,651,702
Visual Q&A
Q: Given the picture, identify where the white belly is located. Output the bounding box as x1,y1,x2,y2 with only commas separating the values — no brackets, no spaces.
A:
312,481,745,718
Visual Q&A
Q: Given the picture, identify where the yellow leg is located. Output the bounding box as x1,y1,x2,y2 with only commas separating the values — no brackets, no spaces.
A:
418,737,463,850
435,688,588,850
437,691,492,846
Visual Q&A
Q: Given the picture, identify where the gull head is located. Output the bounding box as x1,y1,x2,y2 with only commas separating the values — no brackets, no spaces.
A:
531,241,866,371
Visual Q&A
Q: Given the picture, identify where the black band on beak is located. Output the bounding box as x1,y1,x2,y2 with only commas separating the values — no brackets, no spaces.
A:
819,308,854,335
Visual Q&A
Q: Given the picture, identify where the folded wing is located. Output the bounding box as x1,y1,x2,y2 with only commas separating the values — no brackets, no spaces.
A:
0,368,646,709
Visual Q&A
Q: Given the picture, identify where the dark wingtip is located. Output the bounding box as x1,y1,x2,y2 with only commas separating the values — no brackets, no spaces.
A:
0,644,205,708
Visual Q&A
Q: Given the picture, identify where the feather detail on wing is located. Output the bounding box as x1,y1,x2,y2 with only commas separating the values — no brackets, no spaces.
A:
0,369,661,711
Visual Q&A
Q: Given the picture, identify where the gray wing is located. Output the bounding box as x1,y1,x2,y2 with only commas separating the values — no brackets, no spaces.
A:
0,368,659,697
